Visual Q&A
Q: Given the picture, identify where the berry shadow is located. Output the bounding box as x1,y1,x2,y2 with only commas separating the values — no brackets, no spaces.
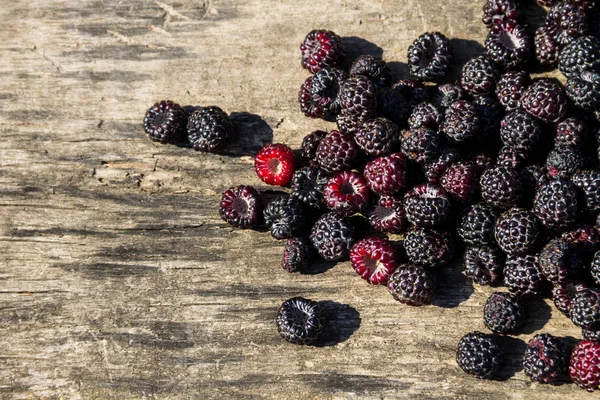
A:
447,39,486,83
301,258,338,275
227,112,274,157
495,336,527,381
314,300,361,347
341,36,384,69
386,61,410,82
432,266,475,308
519,295,553,334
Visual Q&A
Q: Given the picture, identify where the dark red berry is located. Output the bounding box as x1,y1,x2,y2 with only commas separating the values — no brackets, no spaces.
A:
315,130,360,174
219,185,262,229
440,161,478,203
323,170,372,217
282,237,314,273
569,340,600,391
143,100,186,144
363,153,409,195
366,195,408,234
521,78,568,123
300,30,345,74
350,236,399,285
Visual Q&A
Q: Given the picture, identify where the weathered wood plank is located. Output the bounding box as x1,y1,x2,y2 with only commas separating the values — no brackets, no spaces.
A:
0,0,588,399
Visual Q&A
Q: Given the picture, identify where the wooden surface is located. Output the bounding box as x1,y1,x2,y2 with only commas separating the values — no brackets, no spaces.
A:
0,1,588,399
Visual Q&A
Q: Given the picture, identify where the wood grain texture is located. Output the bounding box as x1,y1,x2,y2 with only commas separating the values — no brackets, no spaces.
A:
0,0,585,399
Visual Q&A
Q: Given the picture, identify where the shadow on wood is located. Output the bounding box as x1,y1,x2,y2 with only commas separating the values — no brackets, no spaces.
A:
315,300,361,347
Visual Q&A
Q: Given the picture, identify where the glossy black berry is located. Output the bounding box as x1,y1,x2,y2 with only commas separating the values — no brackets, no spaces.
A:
277,297,324,344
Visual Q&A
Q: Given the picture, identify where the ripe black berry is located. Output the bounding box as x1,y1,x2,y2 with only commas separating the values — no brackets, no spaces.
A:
277,297,325,345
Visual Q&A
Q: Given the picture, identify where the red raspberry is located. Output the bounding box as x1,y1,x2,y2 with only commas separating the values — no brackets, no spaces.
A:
254,144,296,186
350,236,399,285
323,170,372,217
570,340,600,391
363,153,409,195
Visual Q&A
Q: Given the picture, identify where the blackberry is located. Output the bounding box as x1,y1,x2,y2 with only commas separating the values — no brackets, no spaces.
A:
363,153,409,195
570,288,600,330
310,212,355,261
403,183,451,228
291,166,328,209
521,78,568,123
482,0,519,28
315,130,360,174
387,264,434,306
408,102,444,130
572,170,600,213
300,30,345,73
441,100,481,143
496,70,531,112
464,246,504,286
583,328,600,341
558,36,600,79
473,94,505,138
546,2,587,47
485,21,532,69
570,340,600,391
143,100,186,144
496,146,527,169
535,26,560,68
403,227,454,269
461,56,499,96
457,203,498,246
350,236,399,285
480,166,522,210
219,185,262,229
366,195,408,234
423,147,461,184
546,146,584,179
309,67,348,115
187,106,235,152
566,71,600,112
430,83,465,109
336,111,364,136
538,238,578,285
553,284,574,316
590,250,600,286
355,117,399,156
555,117,585,147
440,161,479,203
323,170,372,217
494,208,540,255
456,332,504,379
300,130,327,161
339,75,378,119
407,32,453,82
533,179,579,230
504,253,545,296
499,111,542,152
401,127,441,164
282,237,314,273
299,76,327,118
276,297,324,345
263,197,306,240
484,292,523,334
520,165,548,207
523,334,569,383
349,54,391,89
377,86,411,126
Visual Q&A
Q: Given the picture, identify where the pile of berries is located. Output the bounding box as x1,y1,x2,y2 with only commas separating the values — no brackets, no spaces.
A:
144,1,600,392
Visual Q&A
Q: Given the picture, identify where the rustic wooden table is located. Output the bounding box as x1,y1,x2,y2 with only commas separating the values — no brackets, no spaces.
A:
0,0,589,399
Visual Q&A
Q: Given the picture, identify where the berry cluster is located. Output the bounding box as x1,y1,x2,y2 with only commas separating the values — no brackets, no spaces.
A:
143,101,236,152
144,8,600,391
